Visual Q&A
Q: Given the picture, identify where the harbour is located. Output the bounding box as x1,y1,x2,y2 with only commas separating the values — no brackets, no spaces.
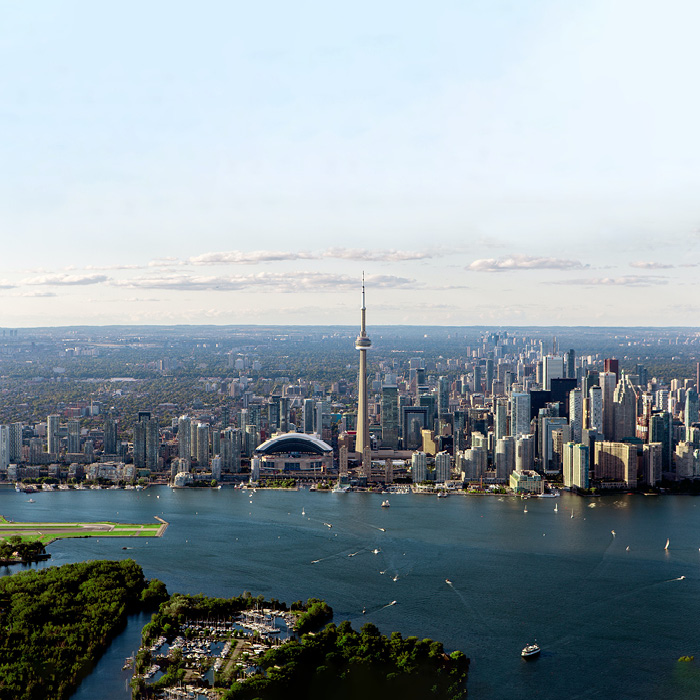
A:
2,485,700,699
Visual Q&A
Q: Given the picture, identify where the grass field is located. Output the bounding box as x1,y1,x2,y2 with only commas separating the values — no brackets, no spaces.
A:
0,517,167,545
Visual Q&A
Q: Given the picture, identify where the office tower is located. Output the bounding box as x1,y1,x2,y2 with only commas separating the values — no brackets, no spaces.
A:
67,420,80,454
569,388,583,443
47,414,60,455
355,277,372,465
485,358,494,395
588,385,603,432
411,451,427,483
473,365,482,393
435,451,451,482
540,416,568,472
635,364,648,388
401,406,429,450
510,392,531,437
604,358,619,383
495,436,515,480
315,400,331,441
104,416,117,454
0,425,9,471
685,388,699,434
542,355,564,391
178,415,191,468
303,399,315,433
613,375,637,442
599,371,617,441
278,397,290,432
134,412,159,469
494,399,507,440
196,423,210,467
649,412,673,475
268,398,280,432
565,349,576,379
515,433,535,471
438,376,450,418
381,384,399,449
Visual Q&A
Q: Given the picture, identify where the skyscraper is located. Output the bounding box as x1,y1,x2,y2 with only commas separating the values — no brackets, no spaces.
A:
510,392,531,437
599,371,617,441
381,383,399,449
613,375,637,442
542,355,564,391
588,385,603,432
355,277,372,478
104,416,117,455
178,415,191,468
134,411,159,469
685,388,699,434
47,414,60,455
67,420,80,454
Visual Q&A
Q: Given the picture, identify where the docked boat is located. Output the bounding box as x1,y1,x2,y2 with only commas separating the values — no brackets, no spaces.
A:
437,491,447,498
521,643,540,659
381,500,390,508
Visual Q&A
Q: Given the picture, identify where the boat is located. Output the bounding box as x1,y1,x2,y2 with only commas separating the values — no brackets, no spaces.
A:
554,504,558,512
372,548,381,554
437,491,447,499
27,498,35,503
521,643,541,659
665,538,670,551
324,522,332,528
301,508,305,516
381,500,390,508
445,579,452,585
523,506,528,513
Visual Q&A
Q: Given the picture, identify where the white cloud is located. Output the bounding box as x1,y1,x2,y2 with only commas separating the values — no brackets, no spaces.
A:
114,271,415,292
552,276,668,287
12,290,57,298
629,261,675,269
21,273,111,286
467,255,588,272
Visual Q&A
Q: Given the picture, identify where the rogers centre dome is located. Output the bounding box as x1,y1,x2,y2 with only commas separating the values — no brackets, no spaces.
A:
254,432,333,477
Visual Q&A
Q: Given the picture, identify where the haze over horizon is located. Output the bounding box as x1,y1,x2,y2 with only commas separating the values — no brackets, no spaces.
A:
2,1,699,327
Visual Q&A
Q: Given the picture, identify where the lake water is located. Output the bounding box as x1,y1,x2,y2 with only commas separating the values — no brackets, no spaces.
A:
3,486,700,699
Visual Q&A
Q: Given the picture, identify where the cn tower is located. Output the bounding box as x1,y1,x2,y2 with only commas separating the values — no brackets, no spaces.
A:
355,274,371,476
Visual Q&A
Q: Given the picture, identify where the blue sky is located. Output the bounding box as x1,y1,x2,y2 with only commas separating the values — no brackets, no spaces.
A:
1,0,699,326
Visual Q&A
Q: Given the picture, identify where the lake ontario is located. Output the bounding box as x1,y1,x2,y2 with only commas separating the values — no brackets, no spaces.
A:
3,486,700,699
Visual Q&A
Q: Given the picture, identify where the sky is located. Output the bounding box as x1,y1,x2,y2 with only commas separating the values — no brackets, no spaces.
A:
1,0,700,327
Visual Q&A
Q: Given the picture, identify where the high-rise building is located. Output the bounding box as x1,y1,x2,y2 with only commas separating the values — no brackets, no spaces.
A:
0,425,9,471
569,388,583,443
411,451,427,483
435,450,451,482
685,388,699,434
494,399,508,440
588,385,603,432
613,375,637,442
355,277,372,481
47,414,60,455
604,358,619,384
594,441,637,487
649,412,673,476
133,411,159,469
196,423,210,467
178,415,191,468
542,355,564,391
221,427,241,473
9,422,22,462
437,376,450,418
303,399,315,433
599,371,617,441
495,436,515,480
510,392,531,437
564,349,576,379
381,384,399,449
315,400,331,441
67,420,80,454
104,416,117,455
515,433,535,471
563,442,589,489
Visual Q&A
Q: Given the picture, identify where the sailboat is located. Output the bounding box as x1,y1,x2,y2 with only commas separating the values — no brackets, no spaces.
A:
302,508,305,516
524,505,528,513
665,538,670,551
554,504,558,512
570,510,574,519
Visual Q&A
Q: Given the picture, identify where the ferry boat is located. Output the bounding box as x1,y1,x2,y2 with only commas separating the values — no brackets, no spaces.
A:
521,643,541,659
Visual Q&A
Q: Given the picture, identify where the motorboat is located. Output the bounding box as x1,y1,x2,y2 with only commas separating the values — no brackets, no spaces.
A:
521,643,541,659
381,500,390,508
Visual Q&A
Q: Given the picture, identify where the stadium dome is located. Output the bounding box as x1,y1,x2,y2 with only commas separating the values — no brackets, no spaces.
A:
255,432,333,456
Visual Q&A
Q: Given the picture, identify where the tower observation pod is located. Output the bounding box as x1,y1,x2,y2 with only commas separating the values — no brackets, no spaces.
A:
355,275,372,479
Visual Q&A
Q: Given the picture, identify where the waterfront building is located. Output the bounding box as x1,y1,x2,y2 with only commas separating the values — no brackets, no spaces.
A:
495,436,515,481
563,442,589,490
0,425,9,471
133,411,159,470
509,469,544,494
435,450,451,482
196,423,210,467
540,416,568,473
642,442,662,486
593,441,637,488
515,433,535,471
411,451,427,483
649,412,673,477
8,422,22,462
221,427,241,473
103,416,117,455
254,433,333,478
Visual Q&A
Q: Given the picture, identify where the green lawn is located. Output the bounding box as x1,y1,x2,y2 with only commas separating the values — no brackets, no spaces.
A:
0,520,165,545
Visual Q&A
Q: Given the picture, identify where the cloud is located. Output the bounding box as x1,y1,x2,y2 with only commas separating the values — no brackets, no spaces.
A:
0,280,16,289
12,290,57,298
186,247,436,266
21,273,111,286
148,257,186,267
114,271,415,292
629,261,675,269
467,255,588,272
84,264,144,271
552,276,668,287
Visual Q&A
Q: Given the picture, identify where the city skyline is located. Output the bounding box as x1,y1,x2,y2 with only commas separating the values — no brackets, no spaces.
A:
2,1,700,327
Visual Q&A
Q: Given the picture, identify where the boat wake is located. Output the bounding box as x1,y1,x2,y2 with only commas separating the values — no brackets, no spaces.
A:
667,575,686,582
